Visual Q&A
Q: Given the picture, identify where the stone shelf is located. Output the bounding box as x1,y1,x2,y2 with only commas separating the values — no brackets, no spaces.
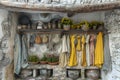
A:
26,64,100,69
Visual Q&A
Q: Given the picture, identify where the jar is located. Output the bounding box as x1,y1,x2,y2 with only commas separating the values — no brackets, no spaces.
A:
52,22,56,29
48,22,51,29
22,25,27,29
58,21,61,29
17,25,22,30
63,25,70,30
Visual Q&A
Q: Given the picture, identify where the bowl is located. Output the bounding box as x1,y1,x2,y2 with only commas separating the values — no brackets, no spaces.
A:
40,69,53,78
85,69,100,80
67,69,80,79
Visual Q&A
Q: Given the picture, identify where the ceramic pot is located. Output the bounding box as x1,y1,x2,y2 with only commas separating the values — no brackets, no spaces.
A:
63,25,70,30
68,70,80,79
81,24,89,31
86,69,100,80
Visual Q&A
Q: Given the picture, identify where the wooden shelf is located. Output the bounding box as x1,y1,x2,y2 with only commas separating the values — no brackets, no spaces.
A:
18,29,107,34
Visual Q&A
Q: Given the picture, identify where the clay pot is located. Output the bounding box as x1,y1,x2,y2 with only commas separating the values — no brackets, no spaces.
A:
48,62,59,65
35,35,42,44
40,61,48,64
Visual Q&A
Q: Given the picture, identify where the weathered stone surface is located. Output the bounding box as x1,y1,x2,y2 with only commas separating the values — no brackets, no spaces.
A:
0,0,120,13
103,9,120,80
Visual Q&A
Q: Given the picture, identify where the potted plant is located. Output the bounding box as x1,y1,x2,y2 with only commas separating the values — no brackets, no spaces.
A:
61,18,72,30
79,21,90,31
28,55,40,64
40,55,48,64
89,21,99,30
47,55,59,65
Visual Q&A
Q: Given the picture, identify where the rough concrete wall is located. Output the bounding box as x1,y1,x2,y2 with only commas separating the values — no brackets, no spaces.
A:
104,9,120,80
0,9,8,39
0,9,8,80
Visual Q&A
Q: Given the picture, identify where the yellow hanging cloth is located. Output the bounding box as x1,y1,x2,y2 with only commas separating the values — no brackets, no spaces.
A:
76,36,81,51
76,36,82,67
81,35,87,66
68,35,77,67
94,32,104,68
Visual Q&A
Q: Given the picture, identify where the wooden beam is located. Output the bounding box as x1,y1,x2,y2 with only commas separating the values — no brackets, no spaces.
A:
0,1,120,13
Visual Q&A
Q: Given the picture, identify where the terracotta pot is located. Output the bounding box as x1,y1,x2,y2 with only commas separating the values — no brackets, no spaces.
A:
40,61,48,64
28,62,39,64
48,62,59,65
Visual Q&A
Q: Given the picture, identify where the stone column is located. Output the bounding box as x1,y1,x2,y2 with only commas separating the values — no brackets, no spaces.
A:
104,9,120,80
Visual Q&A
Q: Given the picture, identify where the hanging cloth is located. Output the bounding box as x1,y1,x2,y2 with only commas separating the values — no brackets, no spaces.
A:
76,36,82,67
61,35,69,53
68,35,77,67
86,35,90,66
59,52,68,68
89,34,96,66
14,34,28,75
21,34,29,68
81,35,87,67
102,34,112,73
14,34,22,75
59,35,70,68
94,32,104,68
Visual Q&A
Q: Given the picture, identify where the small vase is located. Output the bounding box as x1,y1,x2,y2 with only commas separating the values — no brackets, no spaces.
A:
81,25,89,31
63,25,70,30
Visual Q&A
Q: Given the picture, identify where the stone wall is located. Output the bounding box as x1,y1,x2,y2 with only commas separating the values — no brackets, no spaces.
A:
104,9,120,80
0,9,8,80
0,9,120,80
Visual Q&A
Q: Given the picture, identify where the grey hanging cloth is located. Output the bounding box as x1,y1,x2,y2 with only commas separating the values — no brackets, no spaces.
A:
102,34,112,73
21,34,29,68
14,34,28,75
14,34,22,75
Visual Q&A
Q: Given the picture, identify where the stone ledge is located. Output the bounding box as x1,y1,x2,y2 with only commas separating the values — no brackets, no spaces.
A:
0,1,120,13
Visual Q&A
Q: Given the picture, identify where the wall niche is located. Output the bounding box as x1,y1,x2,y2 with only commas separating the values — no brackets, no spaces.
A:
14,12,109,80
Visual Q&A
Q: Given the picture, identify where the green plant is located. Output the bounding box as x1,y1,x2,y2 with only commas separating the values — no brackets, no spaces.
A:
61,18,72,25
40,55,47,61
51,57,59,63
79,21,89,27
28,55,40,62
47,56,59,63
47,57,52,62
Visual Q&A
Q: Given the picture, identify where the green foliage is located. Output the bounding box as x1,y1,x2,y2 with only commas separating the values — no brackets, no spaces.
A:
61,18,72,25
47,56,59,63
28,55,40,62
40,55,47,61
89,21,104,27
